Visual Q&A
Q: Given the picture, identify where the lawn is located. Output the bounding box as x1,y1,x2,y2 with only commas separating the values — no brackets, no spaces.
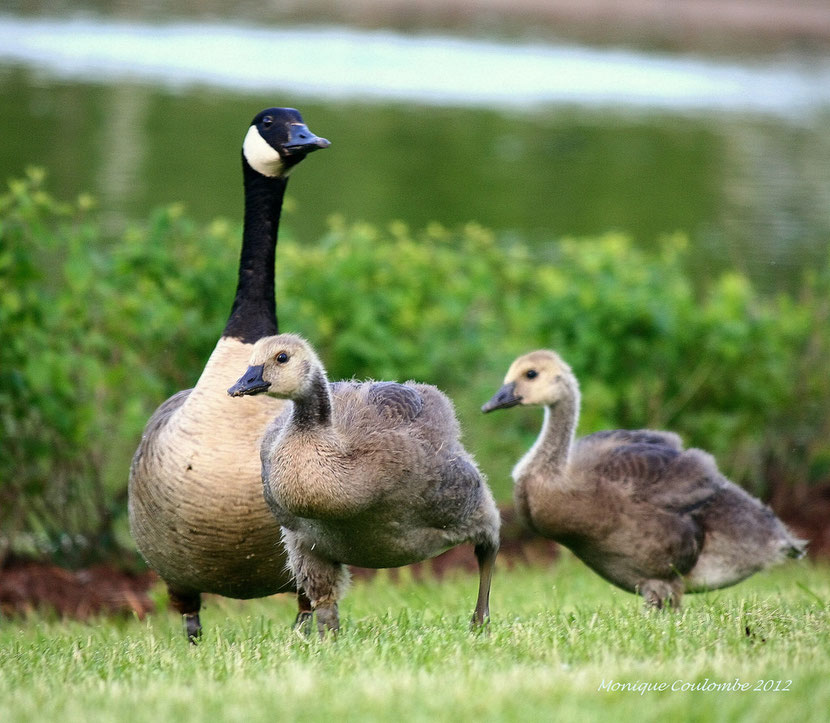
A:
1,553,828,722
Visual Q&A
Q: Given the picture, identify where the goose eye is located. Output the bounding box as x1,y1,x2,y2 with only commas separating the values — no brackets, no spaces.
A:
276,352,289,363
262,115,274,128
525,370,538,380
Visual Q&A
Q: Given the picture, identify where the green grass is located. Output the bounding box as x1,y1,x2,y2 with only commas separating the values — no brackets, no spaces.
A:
1,554,829,722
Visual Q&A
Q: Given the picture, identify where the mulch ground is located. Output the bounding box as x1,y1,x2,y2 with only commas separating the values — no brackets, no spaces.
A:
303,0,830,51
1,499,826,621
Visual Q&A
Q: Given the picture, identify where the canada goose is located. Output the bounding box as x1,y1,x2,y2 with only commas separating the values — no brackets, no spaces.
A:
128,108,329,642
228,334,500,634
482,350,806,608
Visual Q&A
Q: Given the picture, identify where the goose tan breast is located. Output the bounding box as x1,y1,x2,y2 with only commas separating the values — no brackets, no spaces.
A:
129,337,293,598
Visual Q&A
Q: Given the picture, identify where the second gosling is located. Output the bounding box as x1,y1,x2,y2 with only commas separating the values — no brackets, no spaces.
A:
483,350,806,609
229,333,500,634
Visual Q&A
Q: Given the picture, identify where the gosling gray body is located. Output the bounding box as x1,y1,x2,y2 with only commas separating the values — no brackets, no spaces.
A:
483,350,806,608
128,108,329,641
229,334,500,633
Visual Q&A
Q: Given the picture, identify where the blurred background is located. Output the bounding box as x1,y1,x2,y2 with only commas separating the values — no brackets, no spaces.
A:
2,1,830,611
3,1,830,286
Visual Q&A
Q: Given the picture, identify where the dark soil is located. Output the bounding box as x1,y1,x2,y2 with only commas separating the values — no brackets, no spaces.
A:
0,560,156,620
1,499,825,621
292,0,830,52
775,484,830,560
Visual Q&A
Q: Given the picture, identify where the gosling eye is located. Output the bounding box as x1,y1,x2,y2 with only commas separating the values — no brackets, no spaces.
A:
525,369,538,380
262,115,274,128
276,352,289,364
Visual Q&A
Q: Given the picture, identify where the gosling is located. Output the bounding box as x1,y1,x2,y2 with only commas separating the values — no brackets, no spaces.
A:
229,333,500,634
482,349,806,609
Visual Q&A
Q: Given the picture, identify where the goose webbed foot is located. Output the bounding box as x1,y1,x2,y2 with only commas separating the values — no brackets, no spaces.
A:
168,588,203,644
184,613,202,644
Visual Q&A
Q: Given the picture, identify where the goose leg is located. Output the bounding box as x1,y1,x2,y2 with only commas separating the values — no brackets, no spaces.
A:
640,579,683,610
168,588,202,644
471,541,498,630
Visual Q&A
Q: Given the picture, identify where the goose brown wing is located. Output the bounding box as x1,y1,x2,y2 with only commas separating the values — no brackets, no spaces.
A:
129,388,192,474
367,382,424,424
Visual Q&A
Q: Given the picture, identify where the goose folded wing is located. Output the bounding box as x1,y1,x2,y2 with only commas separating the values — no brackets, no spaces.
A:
130,388,192,472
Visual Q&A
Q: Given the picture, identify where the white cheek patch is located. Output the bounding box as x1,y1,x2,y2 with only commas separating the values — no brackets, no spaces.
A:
242,125,286,178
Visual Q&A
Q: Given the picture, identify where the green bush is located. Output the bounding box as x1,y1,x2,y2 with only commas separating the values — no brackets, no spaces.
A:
0,170,239,564
278,222,830,501
1,171,828,565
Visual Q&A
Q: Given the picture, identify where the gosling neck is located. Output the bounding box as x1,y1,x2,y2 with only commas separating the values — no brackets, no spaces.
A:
222,160,288,343
516,384,580,482
290,367,333,431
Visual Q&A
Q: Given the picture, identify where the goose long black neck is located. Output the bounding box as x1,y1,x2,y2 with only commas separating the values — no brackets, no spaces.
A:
222,161,288,343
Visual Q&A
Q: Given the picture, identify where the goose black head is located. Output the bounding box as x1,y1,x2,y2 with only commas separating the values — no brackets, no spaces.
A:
242,107,330,178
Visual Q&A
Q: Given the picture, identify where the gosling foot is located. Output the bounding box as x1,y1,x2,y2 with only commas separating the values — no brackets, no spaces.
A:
315,602,340,639
293,589,313,635
470,613,491,635
470,540,497,633
640,580,682,611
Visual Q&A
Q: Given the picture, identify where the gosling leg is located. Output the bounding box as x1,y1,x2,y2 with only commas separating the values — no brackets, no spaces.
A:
471,541,498,629
168,587,202,644
314,600,340,637
640,579,683,610
283,529,350,639
293,589,313,634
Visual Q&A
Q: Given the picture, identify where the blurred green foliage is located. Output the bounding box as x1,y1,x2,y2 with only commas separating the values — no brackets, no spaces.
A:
1,170,828,566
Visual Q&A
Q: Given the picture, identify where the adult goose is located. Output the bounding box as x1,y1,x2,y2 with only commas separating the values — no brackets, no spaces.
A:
228,334,500,634
482,350,806,608
129,108,329,641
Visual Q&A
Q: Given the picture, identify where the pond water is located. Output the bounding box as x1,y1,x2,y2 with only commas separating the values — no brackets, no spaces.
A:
2,14,829,289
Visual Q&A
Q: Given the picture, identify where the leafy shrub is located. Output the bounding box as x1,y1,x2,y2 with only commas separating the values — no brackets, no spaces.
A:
1,171,828,565
279,222,829,500
0,170,238,564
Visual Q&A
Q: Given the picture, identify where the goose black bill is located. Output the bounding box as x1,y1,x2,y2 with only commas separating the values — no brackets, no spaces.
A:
228,365,271,397
281,123,331,156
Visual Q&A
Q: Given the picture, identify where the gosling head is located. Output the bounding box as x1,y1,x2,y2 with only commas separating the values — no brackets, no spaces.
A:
242,107,330,179
228,334,325,400
482,350,578,413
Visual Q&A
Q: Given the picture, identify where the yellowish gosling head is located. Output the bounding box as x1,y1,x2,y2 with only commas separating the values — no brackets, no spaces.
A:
481,350,578,412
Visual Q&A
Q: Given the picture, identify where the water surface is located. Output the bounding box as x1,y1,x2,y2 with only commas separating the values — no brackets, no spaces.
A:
1,15,829,289
3,16,830,114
